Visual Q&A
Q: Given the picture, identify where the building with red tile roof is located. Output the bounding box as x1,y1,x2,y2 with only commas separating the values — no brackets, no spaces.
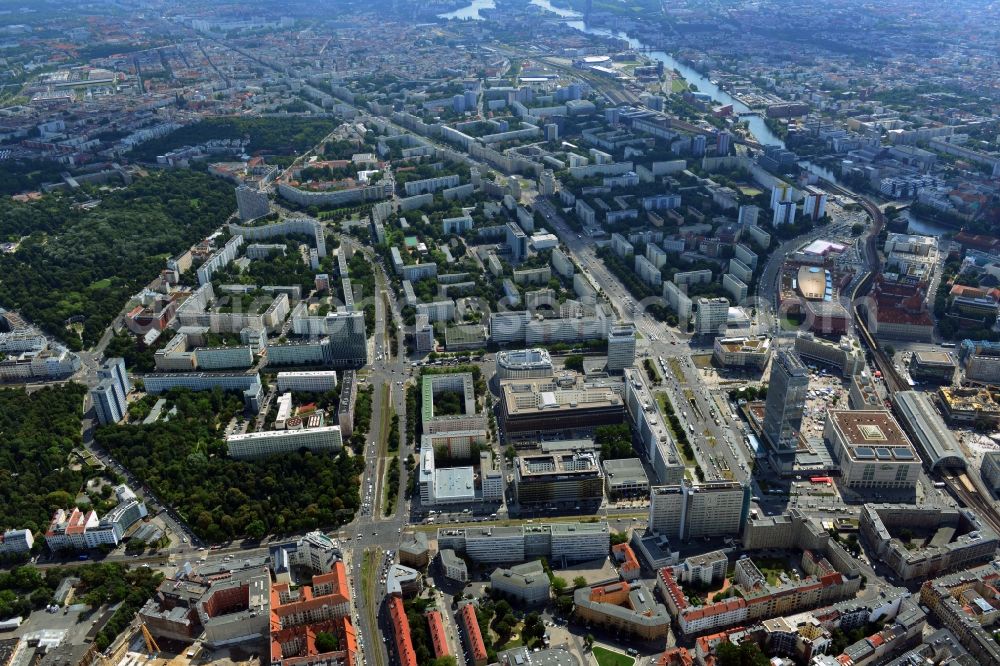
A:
612,543,641,582
425,610,450,659
458,603,487,666
270,561,357,666
388,595,418,666
655,647,694,666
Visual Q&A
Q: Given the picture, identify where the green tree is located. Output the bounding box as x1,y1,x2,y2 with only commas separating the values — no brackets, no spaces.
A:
551,577,568,593
563,354,585,372
314,632,339,653
573,576,587,589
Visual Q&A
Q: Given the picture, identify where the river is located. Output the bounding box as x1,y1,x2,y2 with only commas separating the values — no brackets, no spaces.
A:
437,0,496,20
441,0,786,147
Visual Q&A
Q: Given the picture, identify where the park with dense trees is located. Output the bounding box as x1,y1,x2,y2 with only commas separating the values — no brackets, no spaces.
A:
0,170,235,349
0,383,91,536
95,388,364,542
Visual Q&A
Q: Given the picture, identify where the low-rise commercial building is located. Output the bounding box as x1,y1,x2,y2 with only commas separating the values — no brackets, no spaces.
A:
490,560,551,606
603,458,650,498
793,332,865,376
909,351,957,383
495,348,554,380
713,336,771,369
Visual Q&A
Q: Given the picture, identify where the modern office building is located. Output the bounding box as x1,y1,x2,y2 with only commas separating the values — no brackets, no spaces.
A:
713,336,772,369
793,332,865,376
824,410,921,489
762,349,810,462
909,350,957,383
694,297,729,335
225,426,343,460
499,375,624,438
495,348,554,380
269,531,341,583
276,371,338,393
959,339,1000,384
603,458,650,498
513,452,604,505
648,481,750,543
490,560,551,606
607,322,637,373
481,452,504,502
982,451,1000,495
437,522,610,565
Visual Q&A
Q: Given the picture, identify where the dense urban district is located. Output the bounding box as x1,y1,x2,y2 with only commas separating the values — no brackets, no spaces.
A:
1,2,1000,666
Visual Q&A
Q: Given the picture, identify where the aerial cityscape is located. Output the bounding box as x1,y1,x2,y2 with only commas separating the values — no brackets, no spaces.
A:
1,1,1000,666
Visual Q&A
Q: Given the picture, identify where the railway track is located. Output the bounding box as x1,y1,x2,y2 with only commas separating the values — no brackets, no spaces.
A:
838,187,1000,533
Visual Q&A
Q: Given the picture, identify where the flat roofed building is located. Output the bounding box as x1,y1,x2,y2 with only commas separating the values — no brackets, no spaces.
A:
226,426,342,460
603,458,650,498
513,452,604,505
981,451,1000,495
937,387,1000,426
495,348,554,379
862,504,998,581
437,522,610,565
490,560,551,606
499,375,624,437
276,371,338,393
649,481,750,542
713,336,772,369
910,351,957,383
434,466,477,504
824,410,921,489
607,322,637,373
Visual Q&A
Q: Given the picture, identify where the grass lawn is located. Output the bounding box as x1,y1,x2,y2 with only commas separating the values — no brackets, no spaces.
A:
593,646,635,666
668,357,685,382
671,78,688,93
